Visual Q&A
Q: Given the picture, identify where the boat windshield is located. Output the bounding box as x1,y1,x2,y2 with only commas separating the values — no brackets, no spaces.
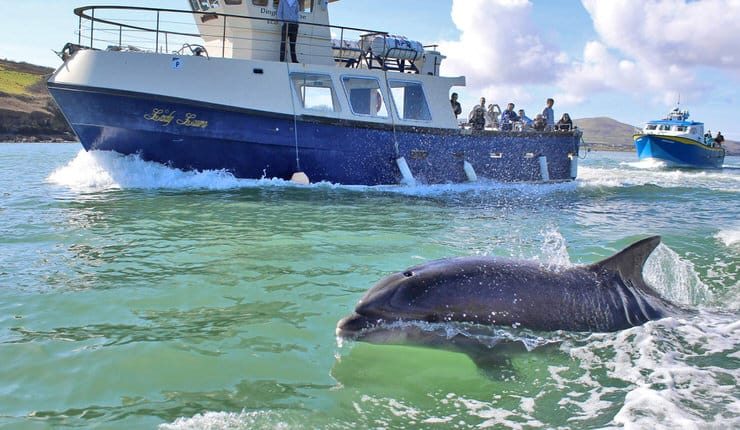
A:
646,124,657,131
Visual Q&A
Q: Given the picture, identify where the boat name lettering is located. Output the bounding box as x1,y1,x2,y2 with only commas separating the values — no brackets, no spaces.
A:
144,109,208,128
177,113,209,128
144,109,175,126
260,8,277,17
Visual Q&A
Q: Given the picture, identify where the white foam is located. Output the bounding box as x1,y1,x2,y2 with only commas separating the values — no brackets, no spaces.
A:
48,150,249,191
159,410,289,430
538,227,572,267
643,244,714,306
623,158,668,170
578,165,740,192
564,315,740,429
715,226,740,247
46,150,580,196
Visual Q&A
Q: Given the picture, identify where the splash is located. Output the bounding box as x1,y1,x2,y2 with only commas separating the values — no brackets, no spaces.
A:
564,315,740,429
578,164,740,192
159,410,290,430
623,158,668,170
643,244,713,306
715,226,740,247
47,150,248,191
538,227,571,267
46,150,579,196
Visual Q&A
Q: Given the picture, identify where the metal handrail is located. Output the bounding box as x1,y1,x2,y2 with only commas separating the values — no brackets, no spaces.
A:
74,5,388,52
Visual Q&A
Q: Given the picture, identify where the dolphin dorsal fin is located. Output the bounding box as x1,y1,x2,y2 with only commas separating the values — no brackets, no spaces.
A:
590,236,661,284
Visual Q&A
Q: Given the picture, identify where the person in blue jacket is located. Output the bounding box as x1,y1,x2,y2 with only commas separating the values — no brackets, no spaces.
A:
499,103,520,131
278,0,300,63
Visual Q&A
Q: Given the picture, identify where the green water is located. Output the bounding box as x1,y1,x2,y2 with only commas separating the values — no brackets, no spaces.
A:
0,144,738,429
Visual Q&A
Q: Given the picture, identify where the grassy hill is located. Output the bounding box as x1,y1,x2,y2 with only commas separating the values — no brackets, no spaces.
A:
574,116,739,155
0,59,75,142
573,117,638,152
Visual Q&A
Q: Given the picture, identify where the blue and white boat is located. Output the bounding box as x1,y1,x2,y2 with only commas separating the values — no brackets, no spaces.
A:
48,1,581,185
633,107,725,169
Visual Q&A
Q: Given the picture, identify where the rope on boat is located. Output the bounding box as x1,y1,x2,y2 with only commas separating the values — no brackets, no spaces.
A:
288,63,302,172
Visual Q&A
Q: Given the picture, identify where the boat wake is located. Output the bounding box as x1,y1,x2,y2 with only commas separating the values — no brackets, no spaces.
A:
578,164,740,192
716,226,740,248
623,158,668,170
46,150,578,196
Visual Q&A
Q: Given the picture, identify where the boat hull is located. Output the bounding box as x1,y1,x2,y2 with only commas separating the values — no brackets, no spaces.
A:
634,134,725,169
48,82,581,185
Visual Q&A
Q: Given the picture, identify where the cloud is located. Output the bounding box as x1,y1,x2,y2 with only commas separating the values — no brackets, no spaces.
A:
438,0,566,99
559,0,740,105
582,0,740,71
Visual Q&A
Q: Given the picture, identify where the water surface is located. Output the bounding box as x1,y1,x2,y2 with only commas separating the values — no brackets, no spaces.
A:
0,144,738,429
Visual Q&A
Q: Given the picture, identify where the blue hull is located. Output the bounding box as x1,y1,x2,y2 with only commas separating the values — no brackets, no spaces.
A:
48,83,580,185
634,135,725,169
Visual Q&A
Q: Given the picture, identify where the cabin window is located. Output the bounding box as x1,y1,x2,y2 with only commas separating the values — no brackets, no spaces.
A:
190,0,221,10
291,73,338,112
690,127,697,134
646,124,657,131
388,80,432,121
341,77,388,118
675,126,687,132
273,0,311,11
252,0,268,5
659,124,671,131
225,0,242,4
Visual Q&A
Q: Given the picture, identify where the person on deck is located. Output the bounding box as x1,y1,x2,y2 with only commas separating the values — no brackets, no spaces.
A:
715,131,725,147
556,113,573,131
533,114,547,131
499,103,519,131
468,97,487,130
518,109,533,128
542,98,555,131
278,0,300,63
450,93,462,118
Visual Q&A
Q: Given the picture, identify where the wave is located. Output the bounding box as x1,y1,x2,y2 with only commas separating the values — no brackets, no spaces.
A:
46,150,577,197
715,226,740,247
578,164,740,192
567,314,740,429
159,410,292,430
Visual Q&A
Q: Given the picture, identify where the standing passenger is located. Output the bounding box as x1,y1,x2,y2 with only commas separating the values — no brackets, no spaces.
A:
542,98,555,131
450,93,462,118
278,0,300,63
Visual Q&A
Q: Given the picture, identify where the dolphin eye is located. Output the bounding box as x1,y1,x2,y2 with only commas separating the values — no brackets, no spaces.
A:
403,271,413,278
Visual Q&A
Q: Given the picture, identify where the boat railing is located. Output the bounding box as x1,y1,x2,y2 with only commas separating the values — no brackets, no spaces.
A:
72,5,428,72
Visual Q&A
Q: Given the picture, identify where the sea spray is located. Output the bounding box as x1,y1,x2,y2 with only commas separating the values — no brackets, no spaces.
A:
644,244,713,306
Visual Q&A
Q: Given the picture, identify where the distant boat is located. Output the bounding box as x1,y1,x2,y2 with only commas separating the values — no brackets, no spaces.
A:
633,107,725,168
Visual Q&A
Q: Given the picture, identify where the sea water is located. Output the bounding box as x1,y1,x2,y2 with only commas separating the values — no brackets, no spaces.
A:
0,143,737,429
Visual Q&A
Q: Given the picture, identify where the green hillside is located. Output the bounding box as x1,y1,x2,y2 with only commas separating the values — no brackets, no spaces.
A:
0,59,74,142
574,117,638,152
0,64,45,96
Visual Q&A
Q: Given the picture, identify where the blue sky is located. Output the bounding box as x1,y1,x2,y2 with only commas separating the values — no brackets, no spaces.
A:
3,0,739,139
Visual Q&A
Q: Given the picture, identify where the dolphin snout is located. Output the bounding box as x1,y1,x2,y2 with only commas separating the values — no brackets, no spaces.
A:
336,313,376,339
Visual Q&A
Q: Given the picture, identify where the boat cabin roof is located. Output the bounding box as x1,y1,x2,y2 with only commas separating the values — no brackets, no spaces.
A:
647,119,703,127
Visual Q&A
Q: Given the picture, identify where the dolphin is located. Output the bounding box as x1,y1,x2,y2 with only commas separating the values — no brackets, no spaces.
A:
337,236,681,342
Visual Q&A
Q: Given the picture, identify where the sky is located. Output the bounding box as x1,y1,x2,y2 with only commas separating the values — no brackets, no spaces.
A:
3,0,739,139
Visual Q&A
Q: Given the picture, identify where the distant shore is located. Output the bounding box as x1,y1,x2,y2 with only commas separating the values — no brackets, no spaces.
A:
0,134,77,143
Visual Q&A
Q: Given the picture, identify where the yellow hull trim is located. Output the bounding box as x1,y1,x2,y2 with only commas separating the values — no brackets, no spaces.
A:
633,134,725,153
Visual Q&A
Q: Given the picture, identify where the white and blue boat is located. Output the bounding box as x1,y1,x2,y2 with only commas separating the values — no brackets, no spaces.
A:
48,1,581,185
633,107,725,169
